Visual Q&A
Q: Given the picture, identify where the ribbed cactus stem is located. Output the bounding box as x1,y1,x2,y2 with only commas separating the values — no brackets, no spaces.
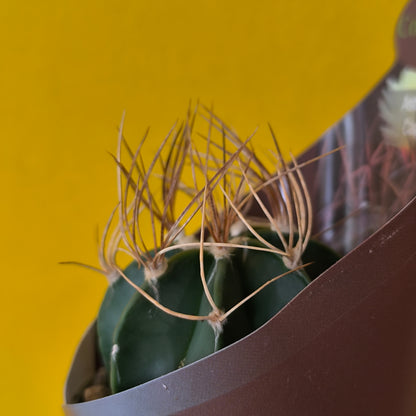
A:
116,264,210,322
74,105,341,396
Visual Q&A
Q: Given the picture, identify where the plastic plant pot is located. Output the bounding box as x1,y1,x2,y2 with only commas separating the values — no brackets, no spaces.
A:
63,2,416,415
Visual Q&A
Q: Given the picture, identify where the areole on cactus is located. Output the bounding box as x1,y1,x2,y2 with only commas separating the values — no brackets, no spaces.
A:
66,104,339,399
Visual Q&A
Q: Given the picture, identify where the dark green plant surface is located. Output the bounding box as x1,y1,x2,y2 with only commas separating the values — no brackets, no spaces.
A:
97,233,338,393
243,228,340,281
97,261,143,372
110,250,210,392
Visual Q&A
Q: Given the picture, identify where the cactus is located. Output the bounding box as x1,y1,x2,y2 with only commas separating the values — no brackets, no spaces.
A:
76,106,339,396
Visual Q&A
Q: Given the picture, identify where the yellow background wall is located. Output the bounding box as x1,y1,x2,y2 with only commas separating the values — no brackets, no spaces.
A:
0,1,408,414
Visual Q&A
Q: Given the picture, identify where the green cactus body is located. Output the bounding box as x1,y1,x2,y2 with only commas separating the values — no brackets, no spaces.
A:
97,249,181,371
243,227,340,280
103,234,335,393
234,239,311,329
108,249,255,392
182,254,251,366
110,250,213,392
97,261,143,371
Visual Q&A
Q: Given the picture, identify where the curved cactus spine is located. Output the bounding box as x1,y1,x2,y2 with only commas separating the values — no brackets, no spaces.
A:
69,105,340,397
